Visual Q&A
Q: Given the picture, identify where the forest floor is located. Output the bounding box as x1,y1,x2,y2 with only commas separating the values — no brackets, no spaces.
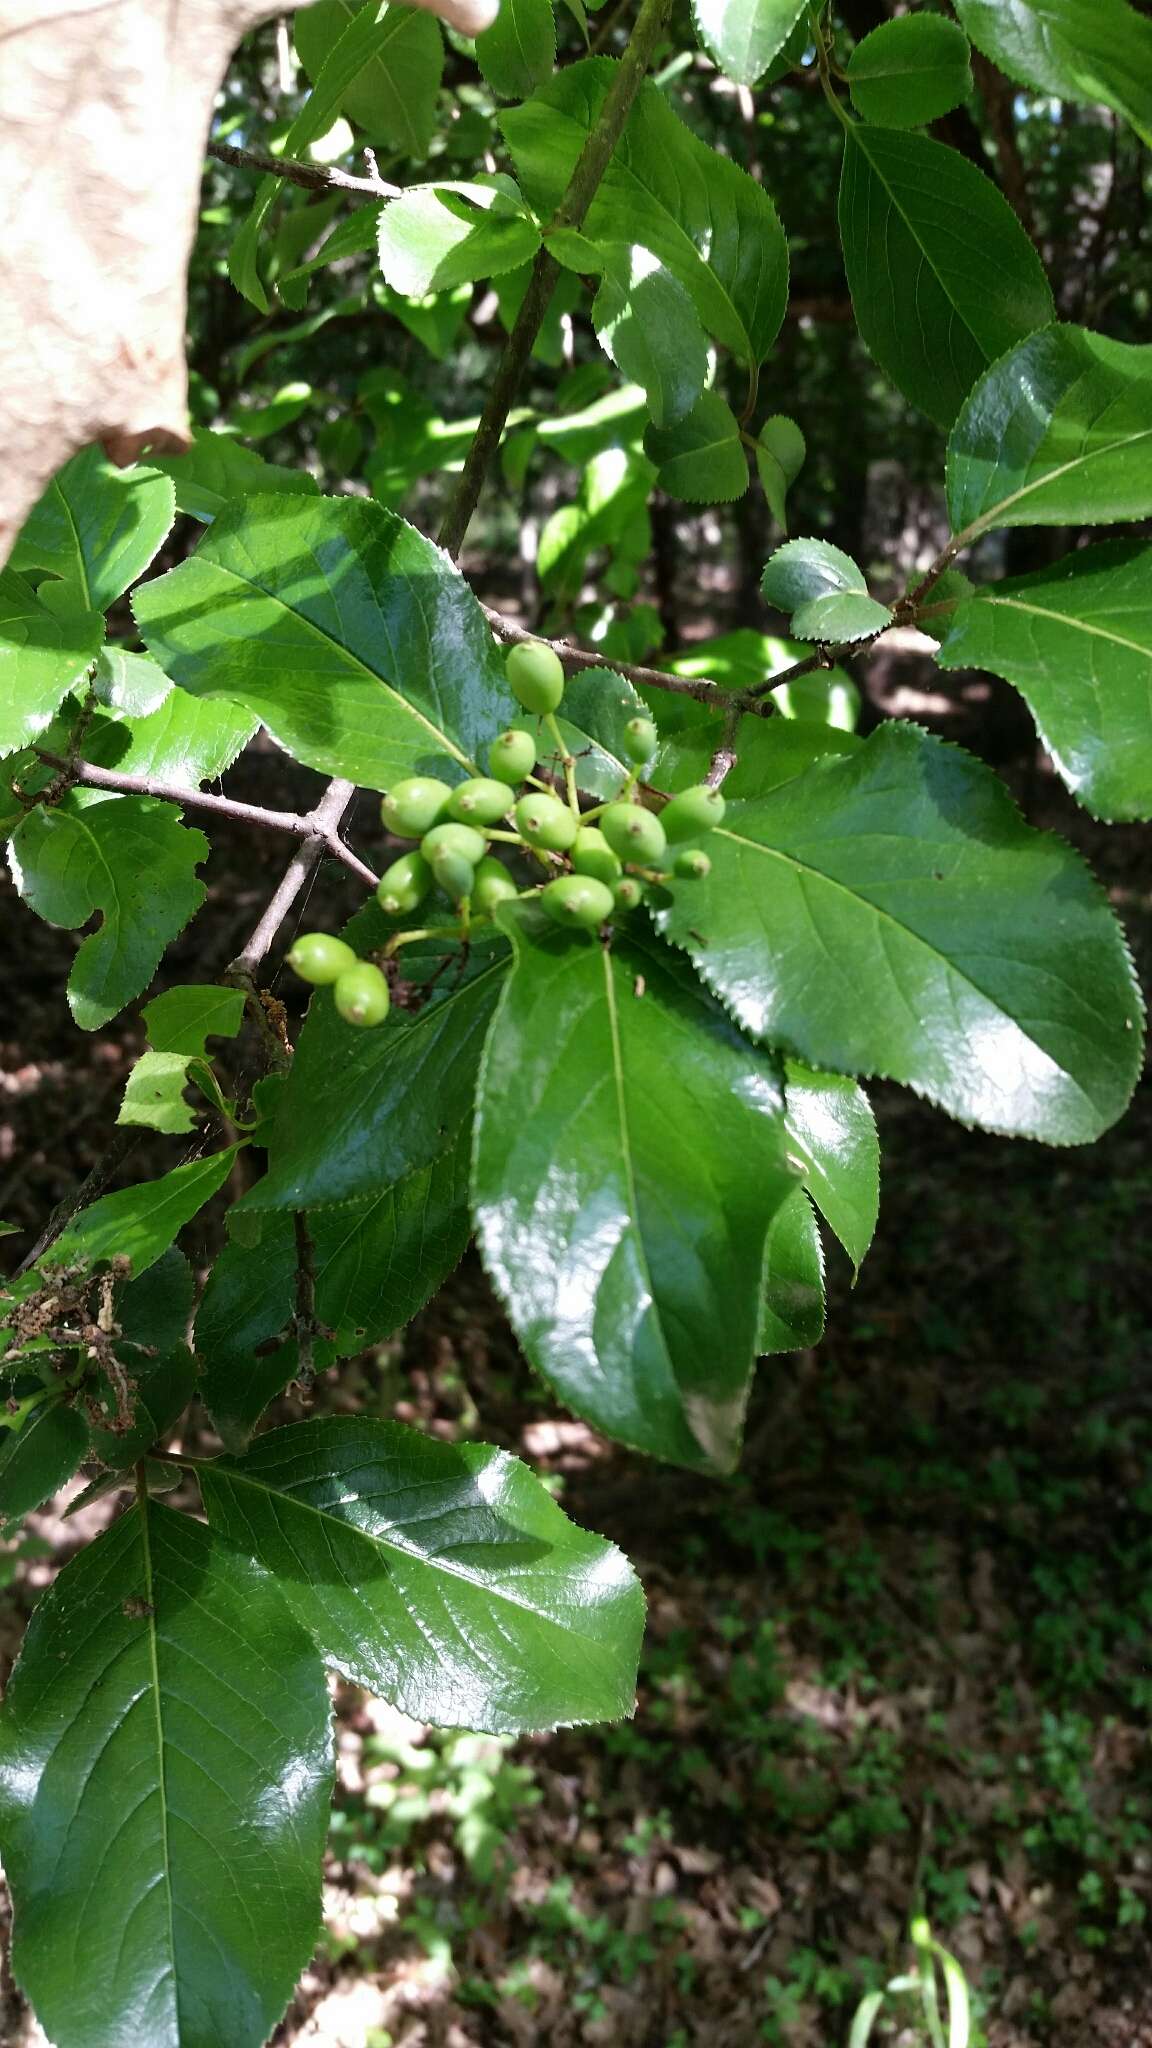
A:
0,738,1149,2048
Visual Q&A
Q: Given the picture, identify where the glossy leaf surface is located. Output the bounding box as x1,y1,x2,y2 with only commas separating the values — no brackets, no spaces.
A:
592,246,709,429
0,1404,87,1532
152,428,321,523
9,447,175,610
476,0,556,99
783,1061,879,1274
43,1152,239,1281
838,124,1054,429
846,15,973,128
0,1504,333,2048
503,60,788,366
954,0,1152,145
473,911,800,1472
9,794,208,1029
295,0,445,156
757,1190,825,1353
200,1417,645,1732
378,181,541,297
761,537,892,641
237,927,508,1213
938,540,1152,821
653,723,1143,1144
133,496,518,790
691,0,806,87
644,392,748,503
0,574,104,757
946,326,1152,537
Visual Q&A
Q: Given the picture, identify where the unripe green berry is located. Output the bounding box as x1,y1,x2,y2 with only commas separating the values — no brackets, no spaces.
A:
541,874,615,930
421,821,488,867
613,877,644,911
600,801,667,866
472,857,519,916
489,727,537,785
447,777,513,827
505,640,565,714
622,716,658,764
287,932,357,986
376,851,433,919
380,776,453,839
660,783,726,843
430,848,475,904
515,790,578,853
571,826,622,888
334,962,391,1027
674,847,712,880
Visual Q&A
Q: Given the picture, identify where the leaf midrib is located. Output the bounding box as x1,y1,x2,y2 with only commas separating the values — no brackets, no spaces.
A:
977,589,1152,661
193,556,474,772
848,126,1011,363
715,820,1107,1108
137,1502,178,2030
210,1459,591,1629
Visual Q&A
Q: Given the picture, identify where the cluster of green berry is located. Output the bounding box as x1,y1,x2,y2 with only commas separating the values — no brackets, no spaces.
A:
287,640,725,1025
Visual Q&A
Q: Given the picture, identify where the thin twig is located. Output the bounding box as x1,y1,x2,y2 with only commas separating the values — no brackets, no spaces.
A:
437,0,674,558
481,605,733,706
207,138,400,200
228,777,358,983
292,1211,318,1387
32,751,378,888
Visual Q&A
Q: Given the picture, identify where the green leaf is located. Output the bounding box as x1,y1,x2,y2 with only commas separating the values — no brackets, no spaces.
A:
151,427,321,523
652,722,1143,1145
755,415,805,530
237,924,508,1212
117,1053,209,1136
82,686,259,789
783,1061,879,1273
592,246,709,428
43,1151,239,1281
197,1135,471,1448
645,391,748,504
954,0,1152,146
838,124,1054,429
9,447,175,610
503,60,788,367
133,496,519,791
757,1190,825,1353
761,537,892,641
92,648,172,717
937,540,1152,822
847,15,973,128
0,1503,333,2048
473,910,800,1474
0,572,104,757
651,702,860,798
9,794,208,1028
295,0,445,157
230,1,416,309
143,984,247,1055
476,0,556,98
201,1416,644,1731
377,179,541,296
691,0,806,87
946,325,1152,539
0,1404,87,1532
